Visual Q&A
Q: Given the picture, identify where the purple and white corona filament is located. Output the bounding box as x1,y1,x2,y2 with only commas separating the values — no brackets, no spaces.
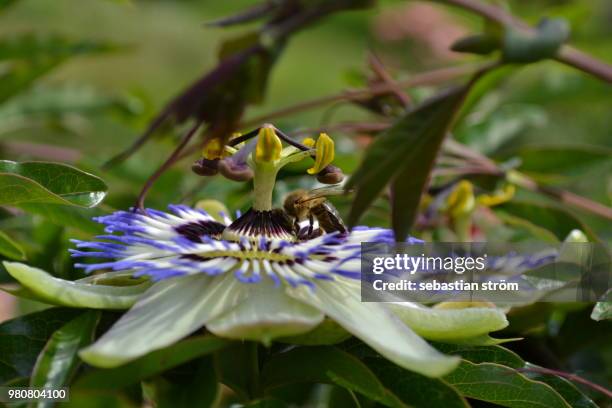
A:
70,204,394,288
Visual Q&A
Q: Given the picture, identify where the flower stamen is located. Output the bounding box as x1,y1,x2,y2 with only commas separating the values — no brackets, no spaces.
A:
307,133,335,175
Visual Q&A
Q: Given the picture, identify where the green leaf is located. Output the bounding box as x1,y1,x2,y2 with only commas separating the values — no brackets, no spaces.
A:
0,230,25,260
433,344,595,407
522,364,598,408
261,346,406,408
434,334,522,346
74,336,228,390
143,356,218,408
443,361,572,408
495,201,595,241
346,84,470,240
0,161,107,207
346,343,469,408
57,391,137,408
29,311,100,407
3,262,151,309
432,343,524,368
0,308,83,384
213,342,253,401
244,398,288,408
503,18,570,63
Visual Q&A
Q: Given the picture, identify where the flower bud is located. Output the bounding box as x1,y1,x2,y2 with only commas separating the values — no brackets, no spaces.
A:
192,158,219,176
316,165,344,184
195,199,230,223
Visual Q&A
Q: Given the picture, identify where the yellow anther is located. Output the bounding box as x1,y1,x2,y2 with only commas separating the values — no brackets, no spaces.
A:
307,133,335,175
445,180,475,217
255,126,282,163
202,138,226,160
476,184,515,207
302,137,316,148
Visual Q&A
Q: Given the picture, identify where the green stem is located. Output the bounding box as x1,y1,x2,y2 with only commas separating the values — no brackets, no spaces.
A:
252,162,278,211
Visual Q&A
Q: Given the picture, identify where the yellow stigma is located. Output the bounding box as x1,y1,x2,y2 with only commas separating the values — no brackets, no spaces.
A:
477,184,515,207
202,138,225,160
307,133,335,175
255,126,282,163
445,180,475,218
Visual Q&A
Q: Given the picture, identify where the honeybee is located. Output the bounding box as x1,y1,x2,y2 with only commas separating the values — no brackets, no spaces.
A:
283,186,348,239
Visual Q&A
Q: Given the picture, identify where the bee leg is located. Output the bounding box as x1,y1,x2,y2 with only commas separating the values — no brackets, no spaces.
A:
293,219,301,236
310,228,323,239
308,214,315,236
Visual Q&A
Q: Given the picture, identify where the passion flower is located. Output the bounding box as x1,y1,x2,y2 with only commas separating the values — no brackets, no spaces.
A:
5,125,509,376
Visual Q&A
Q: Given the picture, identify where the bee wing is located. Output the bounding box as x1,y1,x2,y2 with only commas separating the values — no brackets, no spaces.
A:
296,185,351,204
319,201,347,233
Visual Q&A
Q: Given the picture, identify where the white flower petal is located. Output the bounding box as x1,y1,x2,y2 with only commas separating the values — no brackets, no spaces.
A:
387,302,508,341
286,278,459,378
207,279,324,345
79,273,244,368
3,262,150,309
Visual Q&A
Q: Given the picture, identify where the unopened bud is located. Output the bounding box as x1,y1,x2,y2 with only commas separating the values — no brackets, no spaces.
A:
195,199,230,223
192,158,219,176
316,165,345,184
